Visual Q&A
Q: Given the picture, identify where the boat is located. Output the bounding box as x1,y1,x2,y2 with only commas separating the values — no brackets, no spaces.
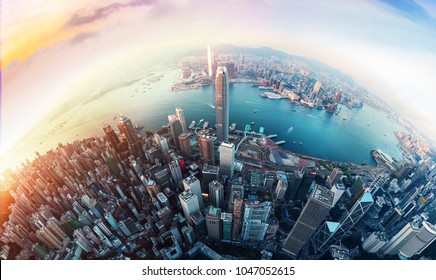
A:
293,141,296,144
202,121,209,129
343,118,347,120
287,127,293,134
292,109,297,112
275,140,286,145
299,142,303,145
251,121,255,125
188,121,196,129
199,119,204,123
253,109,258,113
134,124,144,130
229,123,237,131
259,93,267,98
259,86,273,90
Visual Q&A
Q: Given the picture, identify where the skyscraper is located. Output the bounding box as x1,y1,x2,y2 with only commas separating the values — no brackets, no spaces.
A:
103,124,120,151
362,231,388,253
169,160,183,184
208,180,224,209
221,212,233,242
207,44,213,78
219,142,235,179
215,66,229,142
175,107,187,134
326,168,343,188
242,201,272,241
282,185,334,258
206,207,222,240
275,173,288,201
178,133,192,158
154,133,169,155
381,221,421,255
398,221,436,258
183,175,203,209
313,192,374,254
179,191,200,225
232,199,243,242
168,114,183,150
117,116,138,144
333,91,342,106
198,132,215,165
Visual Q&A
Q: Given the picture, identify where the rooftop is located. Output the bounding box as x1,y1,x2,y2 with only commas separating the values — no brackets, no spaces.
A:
311,185,335,207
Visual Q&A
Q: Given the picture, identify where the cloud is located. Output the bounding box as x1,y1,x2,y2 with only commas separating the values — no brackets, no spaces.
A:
70,32,99,45
66,0,157,26
375,0,436,27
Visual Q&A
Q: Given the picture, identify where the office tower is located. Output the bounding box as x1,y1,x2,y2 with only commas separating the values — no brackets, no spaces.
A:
117,116,138,144
381,222,421,255
104,212,119,231
206,207,222,240
326,168,343,188
46,217,67,241
333,91,342,106
179,191,200,224
178,133,192,158
294,170,316,202
242,201,272,241
103,125,120,151
182,226,196,245
154,168,172,190
331,183,346,207
229,182,244,212
399,221,436,258
209,180,224,209
202,164,220,186
73,229,93,252
285,170,304,201
157,192,169,208
207,44,213,78
221,213,233,242
275,173,288,201
35,227,63,250
190,211,207,236
232,199,243,242
146,180,159,197
198,132,215,165
175,107,187,134
118,217,139,237
157,206,173,229
283,185,334,258
368,173,389,194
380,207,404,231
169,160,183,184
348,176,365,207
154,133,169,155
183,175,203,208
219,142,235,179
168,114,183,150
313,192,374,254
264,172,276,189
215,66,229,142
312,81,322,96
362,231,388,253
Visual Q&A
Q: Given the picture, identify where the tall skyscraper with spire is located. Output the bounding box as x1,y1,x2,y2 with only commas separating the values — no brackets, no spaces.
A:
215,66,229,142
175,107,187,133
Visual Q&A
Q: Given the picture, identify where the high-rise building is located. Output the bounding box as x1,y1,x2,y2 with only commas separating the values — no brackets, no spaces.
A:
207,44,213,78
178,133,192,158
169,160,183,184
146,180,159,197
232,199,243,242
154,134,169,155
183,175,203,209
208,180,224,209
221,213,233,242
181,226,196,245
283,185,334,258
198,132,215,165
168,114,183,150
313,192,374,254
179,191,200,224
331,183,346,207
362,231,388,253
242,201,272,241
117,116,138,144
206,207,222,240
202,164,220,186
215,66,229,142
175,107,187,134
326,168,343,188
219,142,235,179
333,91,342,106
103,125,120,151
381,222,421,255
399,221,436,258
275,173,288,201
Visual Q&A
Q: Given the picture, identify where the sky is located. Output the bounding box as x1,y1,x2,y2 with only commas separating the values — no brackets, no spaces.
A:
1,0,436,172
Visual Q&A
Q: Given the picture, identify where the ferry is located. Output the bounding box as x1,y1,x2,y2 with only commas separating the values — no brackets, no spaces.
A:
229,123,237,131
189,121,196,129
251,121,255,125
299,142,303,145
275,140,286,145
199,119,204,123
253,109,258,113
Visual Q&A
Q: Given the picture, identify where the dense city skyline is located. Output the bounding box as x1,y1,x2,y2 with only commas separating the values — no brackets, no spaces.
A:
2,0,436,175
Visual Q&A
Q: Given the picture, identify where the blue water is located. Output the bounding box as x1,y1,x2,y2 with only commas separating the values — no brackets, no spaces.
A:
118,80,404,166
44,69,404,167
